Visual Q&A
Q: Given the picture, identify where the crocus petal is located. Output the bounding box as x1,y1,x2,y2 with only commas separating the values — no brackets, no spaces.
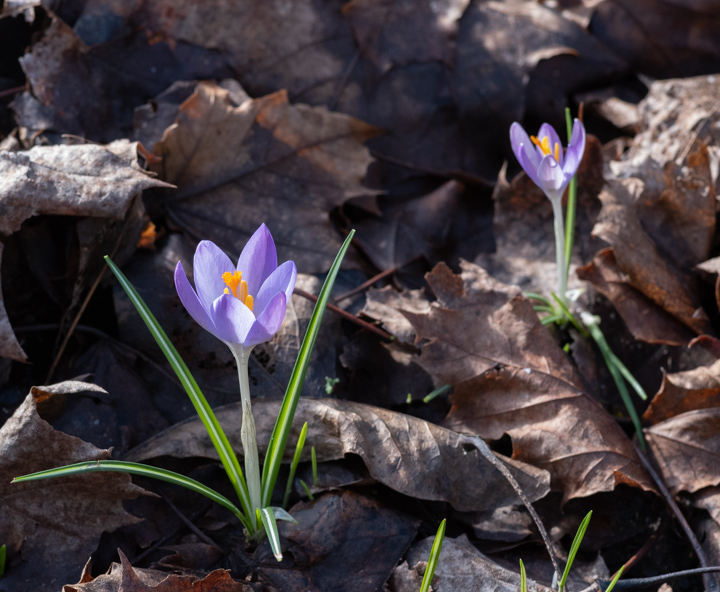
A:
237,223,278,296
516,145,542,186
174,261,216,335
254,260,297,314
510,123,540,170
563,119,585,176
211,293,257,345
243,292,287,348
536,155,566,201
194,241,235,311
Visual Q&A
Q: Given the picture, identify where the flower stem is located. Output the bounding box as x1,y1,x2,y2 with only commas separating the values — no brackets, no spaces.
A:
550,196,568,305
234,347,262,530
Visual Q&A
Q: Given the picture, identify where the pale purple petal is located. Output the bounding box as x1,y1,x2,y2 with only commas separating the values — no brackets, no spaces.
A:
562,143,583,178
237,224,278,296
194,241,235,311
254,261,297,314
569,118,586,155
243,292,287,348
174,261,216,335
537,155,566,200
510,123,540,170
211,294,256,345
517,145,542,186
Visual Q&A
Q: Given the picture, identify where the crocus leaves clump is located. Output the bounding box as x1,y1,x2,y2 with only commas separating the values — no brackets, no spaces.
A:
175,223,297,353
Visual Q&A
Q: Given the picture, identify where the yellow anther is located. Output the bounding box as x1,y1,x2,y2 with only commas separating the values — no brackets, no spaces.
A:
531,135,560,162
222,270,254,310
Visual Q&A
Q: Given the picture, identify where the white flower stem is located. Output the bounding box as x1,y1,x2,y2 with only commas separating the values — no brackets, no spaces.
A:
550,196,568,304
233,347,262,530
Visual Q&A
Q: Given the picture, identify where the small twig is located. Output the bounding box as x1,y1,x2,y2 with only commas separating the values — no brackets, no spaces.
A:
0,85,25,99
294,287,395,340
589,567,720,591
635,442,719,592
333,255,423,303
159,491,223,551
462,434,562,582
45,196,137,383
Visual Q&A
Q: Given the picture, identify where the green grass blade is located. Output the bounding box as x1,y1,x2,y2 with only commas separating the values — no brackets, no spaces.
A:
419,519,446,592
299,480,314,500
13,460,250,530
564,107,578,281
550,292,589,337
282,422,308,509
258,507,283,561
604,565,625,592
311,446,318,486
605,349,648,401
104,256,253,524
260,230,355,507
0,544,6,579
271,506,298,524
520,559,528,592
423,384,451,404
525,292,555,308
559,511,592,591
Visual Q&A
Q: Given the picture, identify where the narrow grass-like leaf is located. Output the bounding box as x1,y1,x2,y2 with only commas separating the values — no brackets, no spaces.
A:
564,107,578,282
13,460,250,530
604,565,625,592
423,384,451,404
299,480,314,500
605,349,648,401
258,507,283,561
260,231,355,507
271,506,298,524
559,511,592,591
282,422,308,509
0,544,5,579
550,292,588,337
311,446,318,486
541,314,564,325
419,519,446,592
585,319,646,450
533,305,555,313
104,256,253,525
525,292,554,308
520,559,528,592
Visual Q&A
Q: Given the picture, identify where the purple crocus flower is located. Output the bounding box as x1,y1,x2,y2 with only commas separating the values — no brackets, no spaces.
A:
175,224,297,352
509,119,586,202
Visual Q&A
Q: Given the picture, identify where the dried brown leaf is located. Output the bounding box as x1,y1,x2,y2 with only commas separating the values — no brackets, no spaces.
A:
402,261,582,387
444,365,656,502
643,360,720,424
0,383,146,592
153,82,380,272
389,534,552,592
0,243,26,362
646,408,720,495
259,490,418,592
126,397,550,513
576,248,696,346
64,550,249,591
342,0,469,73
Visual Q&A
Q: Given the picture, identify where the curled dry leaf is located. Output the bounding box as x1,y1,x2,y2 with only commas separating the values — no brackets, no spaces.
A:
362,285,430,345
259,490,418,592
576,248,696,346
0,243,26,362
401,260,582,387
644,359,720,424
0,140,169,236
64,549,249,592
646,408,720,496
389,533,552,592
152,81,380,272
0,383,146,592
584,75,720,343
444,365,655,502
126,397,550,513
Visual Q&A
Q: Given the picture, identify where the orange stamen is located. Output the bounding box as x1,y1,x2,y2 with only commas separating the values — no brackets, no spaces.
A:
531,135,561,162
222,270,254,311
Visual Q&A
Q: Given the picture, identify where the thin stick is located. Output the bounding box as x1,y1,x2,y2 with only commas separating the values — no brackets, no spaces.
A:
462,434,562,581
45,197,137,383
635,442,719,592
294,287,395,340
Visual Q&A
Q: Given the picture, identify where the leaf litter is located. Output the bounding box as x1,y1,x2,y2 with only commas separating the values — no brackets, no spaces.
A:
2,1,720,591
